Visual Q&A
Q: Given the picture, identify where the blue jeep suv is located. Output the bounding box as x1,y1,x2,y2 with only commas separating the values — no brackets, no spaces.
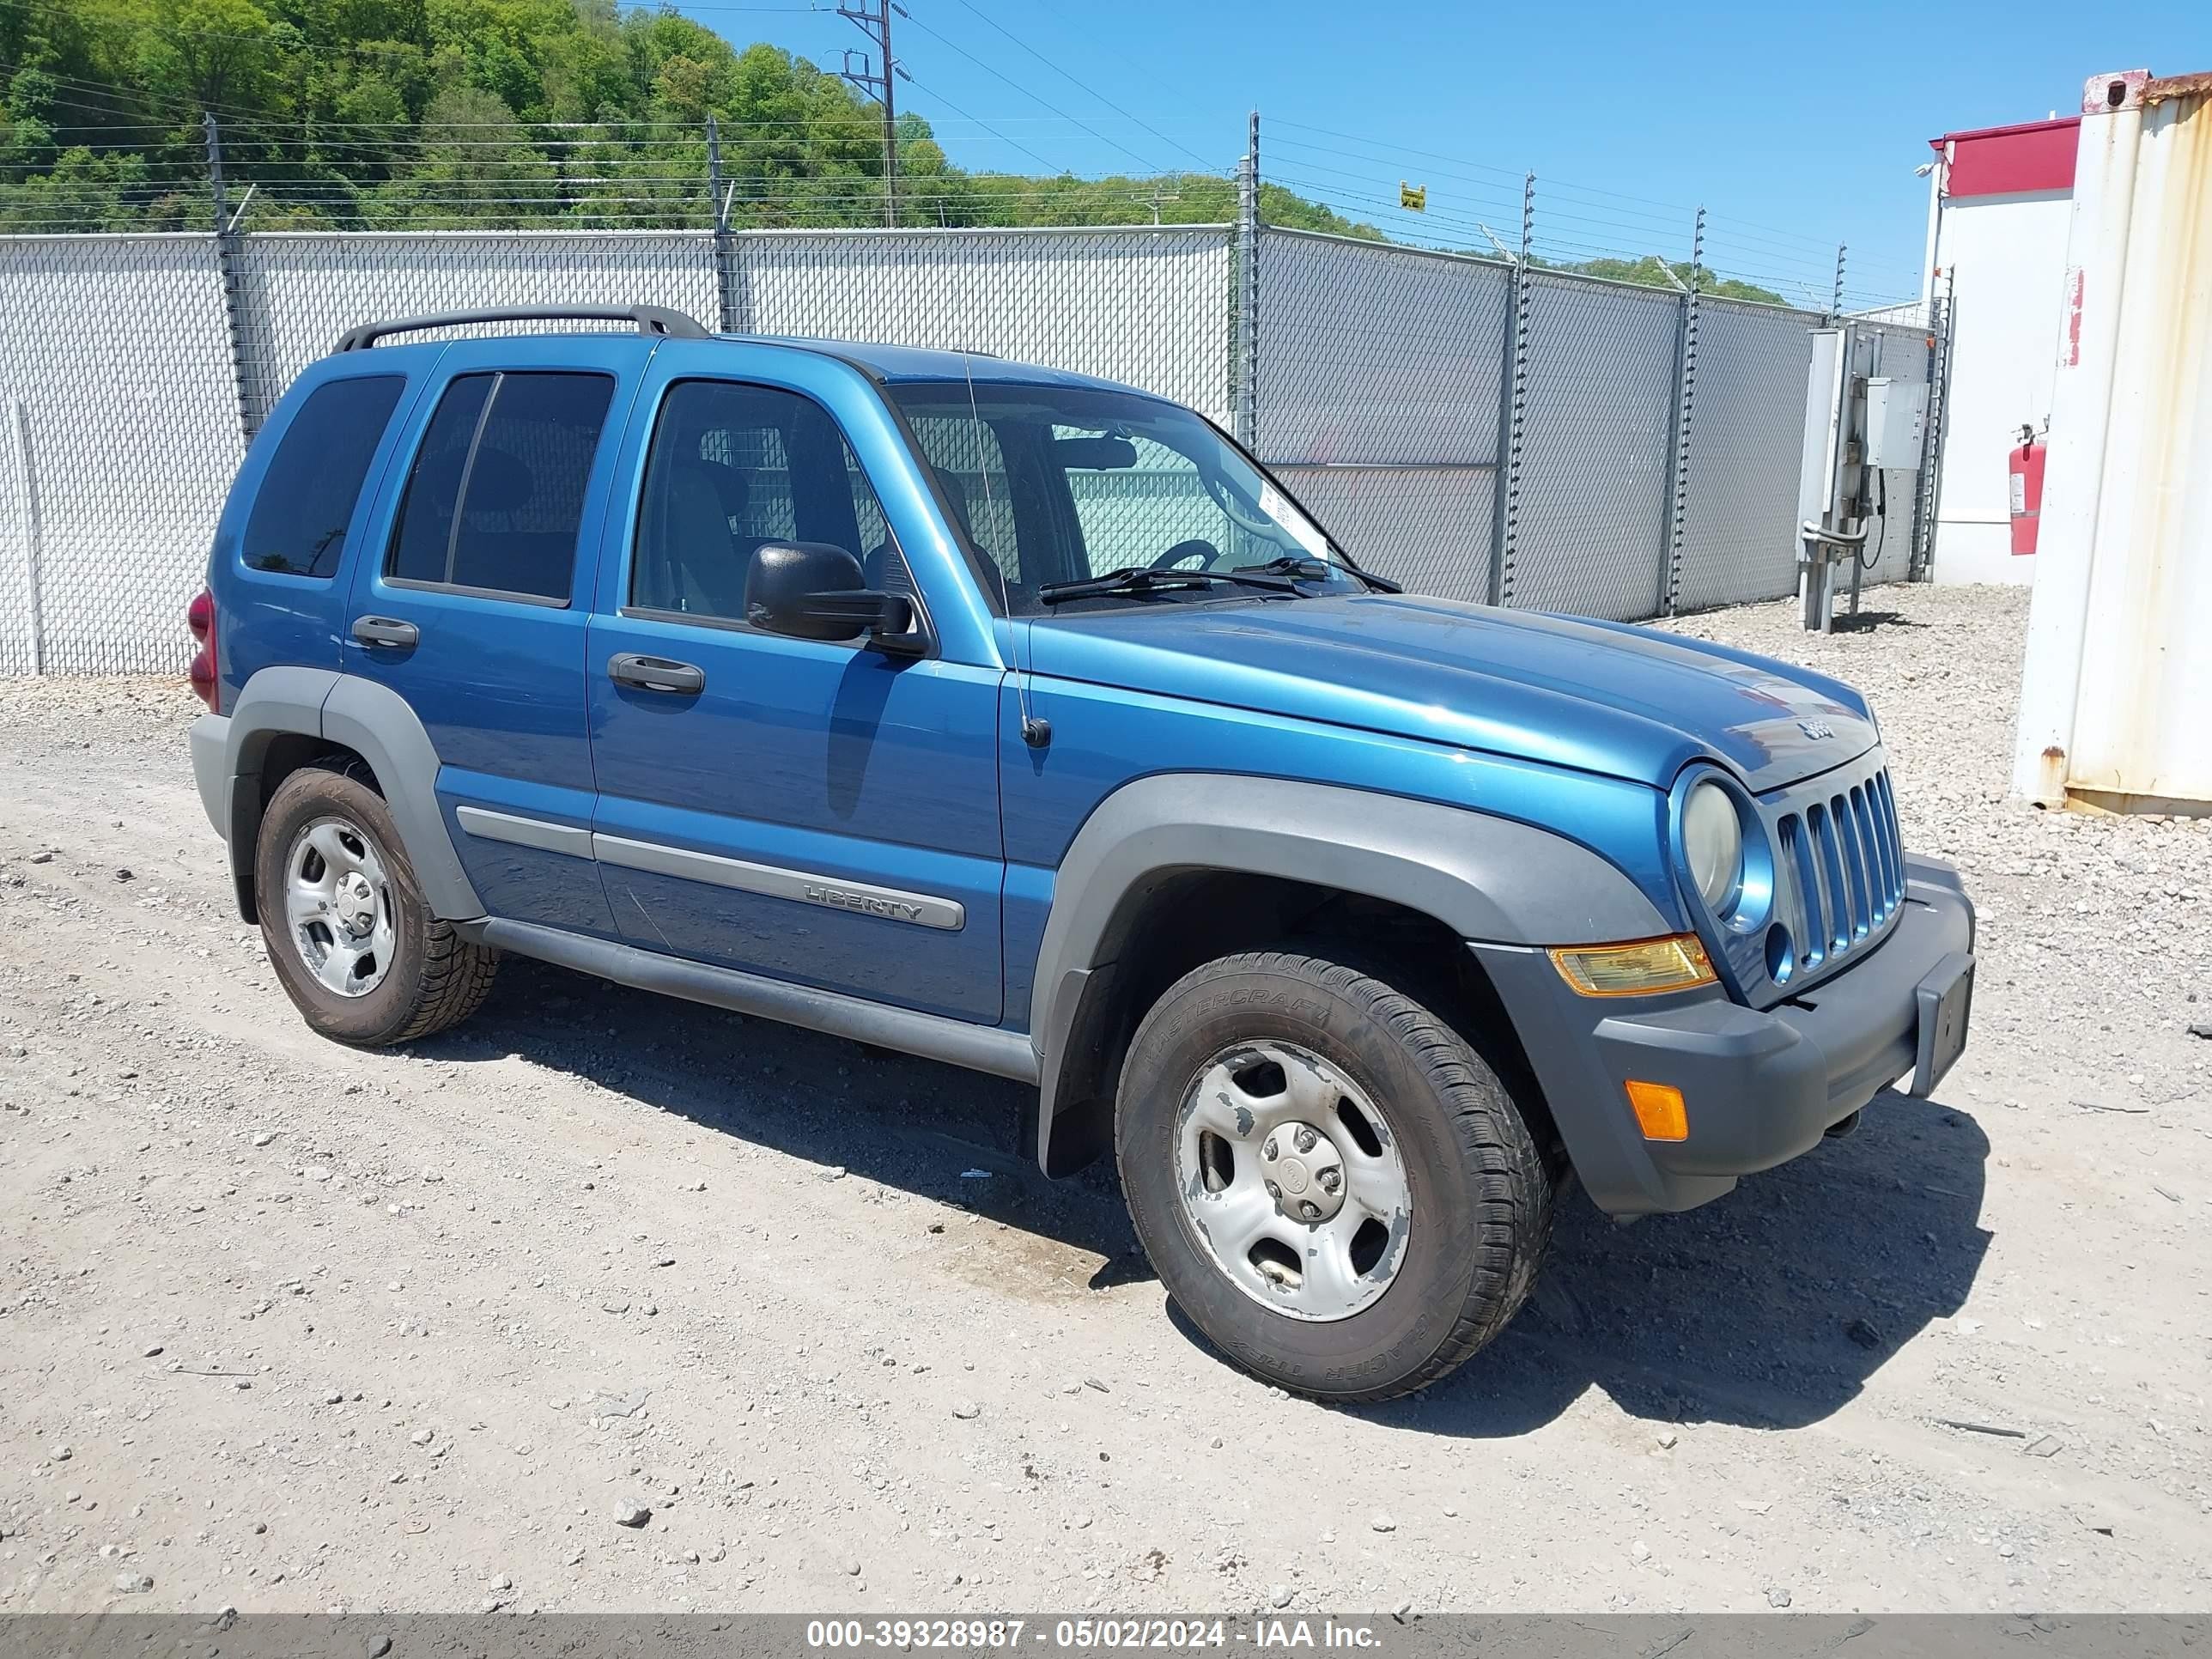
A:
185,304,1976,1401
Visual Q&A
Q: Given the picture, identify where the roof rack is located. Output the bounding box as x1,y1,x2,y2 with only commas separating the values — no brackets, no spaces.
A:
331,305,710,354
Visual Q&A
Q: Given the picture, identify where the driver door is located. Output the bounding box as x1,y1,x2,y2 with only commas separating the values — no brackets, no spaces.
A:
584,349,1006,1023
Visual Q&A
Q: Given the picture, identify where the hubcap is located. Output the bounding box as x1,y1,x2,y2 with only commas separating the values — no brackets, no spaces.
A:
1261,1121,1346,1224
283,817,395,1000
1172,1039,1412,1322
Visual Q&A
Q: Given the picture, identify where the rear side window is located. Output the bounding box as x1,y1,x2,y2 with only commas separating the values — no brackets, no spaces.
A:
386,371,615,603
240,375,405,579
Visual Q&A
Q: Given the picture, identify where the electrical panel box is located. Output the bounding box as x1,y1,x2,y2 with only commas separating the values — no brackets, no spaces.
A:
1863,377,1928,470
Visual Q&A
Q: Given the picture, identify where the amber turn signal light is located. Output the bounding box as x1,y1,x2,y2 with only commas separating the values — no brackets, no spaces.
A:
1626,1080,1689,1142
1548,934,1716,998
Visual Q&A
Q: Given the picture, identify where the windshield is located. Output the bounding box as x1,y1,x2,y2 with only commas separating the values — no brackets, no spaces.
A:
886,380,1361,615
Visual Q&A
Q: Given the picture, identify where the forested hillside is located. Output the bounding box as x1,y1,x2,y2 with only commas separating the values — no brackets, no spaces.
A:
0,0,1781,300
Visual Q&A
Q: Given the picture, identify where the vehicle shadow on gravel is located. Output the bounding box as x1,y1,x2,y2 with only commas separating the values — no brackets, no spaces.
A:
431,959,1989,1436
1360,1092,1994,1437
416,956,1142,1263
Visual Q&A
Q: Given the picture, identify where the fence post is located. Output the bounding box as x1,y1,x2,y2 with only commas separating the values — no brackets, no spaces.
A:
8,399,43,675
706,116,738,334
1232,110,1259,447
1831,242,1847,319
1660,206,1705,617
1911,285,1954,581
1488,172,1534,606
204,115,259,441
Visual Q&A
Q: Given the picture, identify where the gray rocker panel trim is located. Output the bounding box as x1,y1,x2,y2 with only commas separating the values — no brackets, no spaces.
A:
473,918,1036,1082
593,833,965,931
1025,773,1674,1165
452,808,969,931
223,666,485,921
456,805,594,860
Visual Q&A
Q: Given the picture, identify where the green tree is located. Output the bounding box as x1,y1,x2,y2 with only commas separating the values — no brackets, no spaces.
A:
0,0,1795,301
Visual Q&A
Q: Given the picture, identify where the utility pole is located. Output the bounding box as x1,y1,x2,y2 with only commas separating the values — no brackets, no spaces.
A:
837,0,908,228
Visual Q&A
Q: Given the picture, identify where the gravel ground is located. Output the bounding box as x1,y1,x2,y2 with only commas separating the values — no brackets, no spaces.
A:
1,580,2207,1617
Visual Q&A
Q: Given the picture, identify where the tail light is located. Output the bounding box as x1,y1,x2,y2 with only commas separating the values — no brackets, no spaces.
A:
186,587,218,711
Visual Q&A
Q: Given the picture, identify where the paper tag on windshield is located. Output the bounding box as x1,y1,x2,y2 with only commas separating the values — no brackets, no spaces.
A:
1259,482,1331,559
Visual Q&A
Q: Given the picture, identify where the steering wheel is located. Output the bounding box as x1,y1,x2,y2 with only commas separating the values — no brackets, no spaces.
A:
1149,538,1221,571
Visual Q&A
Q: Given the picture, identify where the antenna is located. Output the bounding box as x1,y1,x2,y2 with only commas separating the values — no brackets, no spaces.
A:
961,350,1049,749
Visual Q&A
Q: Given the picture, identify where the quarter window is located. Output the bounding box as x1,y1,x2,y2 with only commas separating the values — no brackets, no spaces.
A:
386,371,614,603
630,380,899,624
240,375,404,579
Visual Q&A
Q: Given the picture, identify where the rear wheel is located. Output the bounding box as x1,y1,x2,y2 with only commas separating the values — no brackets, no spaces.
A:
1115,950,1553,1402
253,762,496,1046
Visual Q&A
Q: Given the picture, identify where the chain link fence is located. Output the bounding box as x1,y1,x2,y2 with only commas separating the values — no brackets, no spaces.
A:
1248,228,1928,623
0,234,244,674
0,217,1935,675
232,232,721,431
729,228,1231,426
1509,272,1684,621
1253,229,1508,604
1675,296,1826,612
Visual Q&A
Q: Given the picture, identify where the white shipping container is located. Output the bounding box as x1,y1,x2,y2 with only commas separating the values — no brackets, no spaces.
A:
2013,68,2212,814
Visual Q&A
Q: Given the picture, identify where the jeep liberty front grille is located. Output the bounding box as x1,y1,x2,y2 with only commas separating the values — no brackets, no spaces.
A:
1771,760,1905,985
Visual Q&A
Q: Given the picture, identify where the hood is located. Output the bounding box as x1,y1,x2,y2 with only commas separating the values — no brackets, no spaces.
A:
1024,592,1877,793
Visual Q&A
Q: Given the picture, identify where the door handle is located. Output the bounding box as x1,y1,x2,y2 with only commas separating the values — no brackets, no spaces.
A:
608,653,706,695
351,615,419,650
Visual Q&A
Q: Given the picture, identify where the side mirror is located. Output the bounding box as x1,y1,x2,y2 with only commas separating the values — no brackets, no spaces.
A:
744,542,914,645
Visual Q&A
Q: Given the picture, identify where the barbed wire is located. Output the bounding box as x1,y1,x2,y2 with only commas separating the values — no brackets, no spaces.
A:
0,46,1920,295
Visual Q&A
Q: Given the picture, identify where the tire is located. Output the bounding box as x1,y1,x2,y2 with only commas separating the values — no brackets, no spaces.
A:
1115,950,1553,1402
253,761,497,1047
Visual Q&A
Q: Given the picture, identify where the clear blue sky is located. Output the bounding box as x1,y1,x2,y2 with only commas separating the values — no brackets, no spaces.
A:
675,0,2209,308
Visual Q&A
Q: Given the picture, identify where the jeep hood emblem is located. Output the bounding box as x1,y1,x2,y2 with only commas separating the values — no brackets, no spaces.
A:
1798,719,1835,740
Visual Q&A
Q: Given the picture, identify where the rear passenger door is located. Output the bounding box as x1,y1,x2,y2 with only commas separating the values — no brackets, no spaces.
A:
343,337,641,936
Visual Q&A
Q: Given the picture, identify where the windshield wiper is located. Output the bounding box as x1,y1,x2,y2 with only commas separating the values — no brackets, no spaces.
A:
1036,564,1304,605
1225,555,1334,582
1230,552,1405,594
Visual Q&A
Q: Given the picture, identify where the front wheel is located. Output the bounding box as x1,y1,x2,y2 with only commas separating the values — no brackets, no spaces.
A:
1115,951,1553,1401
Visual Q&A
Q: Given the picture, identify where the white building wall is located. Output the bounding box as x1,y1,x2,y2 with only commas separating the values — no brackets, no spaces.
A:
1929,191,2075,586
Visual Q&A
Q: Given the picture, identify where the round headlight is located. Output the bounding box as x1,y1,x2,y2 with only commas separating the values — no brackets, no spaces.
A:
1683,781,1743,913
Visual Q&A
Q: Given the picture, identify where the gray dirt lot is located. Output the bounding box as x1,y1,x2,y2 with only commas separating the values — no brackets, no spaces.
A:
1,581,2207,1616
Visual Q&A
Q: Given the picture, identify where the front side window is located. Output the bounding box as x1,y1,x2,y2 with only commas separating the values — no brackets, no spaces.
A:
386,371,614,603
240,374,405,579
630,380,896,624
888,381,1356,615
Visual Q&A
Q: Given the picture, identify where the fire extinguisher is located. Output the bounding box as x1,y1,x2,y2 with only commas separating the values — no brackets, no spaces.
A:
2008,423,2046,556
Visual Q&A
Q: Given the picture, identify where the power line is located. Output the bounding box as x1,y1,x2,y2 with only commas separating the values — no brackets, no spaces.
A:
895,10,1164,175
936,0,1218,172
899,75,1060,173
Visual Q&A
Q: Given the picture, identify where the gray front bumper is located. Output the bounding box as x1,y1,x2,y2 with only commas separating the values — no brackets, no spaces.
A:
189,712,231,841
1478,854,1976,1217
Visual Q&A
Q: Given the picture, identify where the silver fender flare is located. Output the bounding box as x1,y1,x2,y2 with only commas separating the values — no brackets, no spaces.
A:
220,667,483,921
1026,773,1671,1172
